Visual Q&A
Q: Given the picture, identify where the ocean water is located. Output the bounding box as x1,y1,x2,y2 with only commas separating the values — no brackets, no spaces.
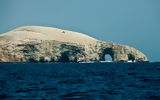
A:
0,62,160,100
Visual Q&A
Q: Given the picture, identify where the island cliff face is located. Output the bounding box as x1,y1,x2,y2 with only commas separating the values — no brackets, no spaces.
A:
0,26,148,62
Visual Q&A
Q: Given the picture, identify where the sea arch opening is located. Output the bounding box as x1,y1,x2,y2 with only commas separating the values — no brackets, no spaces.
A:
101,48,114,62
105,54,112,62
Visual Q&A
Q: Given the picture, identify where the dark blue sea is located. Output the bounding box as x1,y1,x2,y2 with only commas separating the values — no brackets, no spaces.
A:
0,62,160,100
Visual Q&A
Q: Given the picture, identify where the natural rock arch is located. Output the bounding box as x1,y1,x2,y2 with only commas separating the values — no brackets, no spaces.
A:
100,48,114,61
98,42,148,62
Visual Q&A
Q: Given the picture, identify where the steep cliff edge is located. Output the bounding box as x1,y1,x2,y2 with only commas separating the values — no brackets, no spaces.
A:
0,26,148,62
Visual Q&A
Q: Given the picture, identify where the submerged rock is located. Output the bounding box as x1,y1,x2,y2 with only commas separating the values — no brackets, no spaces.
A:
0,26,148,62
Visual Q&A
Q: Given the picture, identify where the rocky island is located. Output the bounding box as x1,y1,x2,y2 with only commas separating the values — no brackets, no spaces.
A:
0,26,148,62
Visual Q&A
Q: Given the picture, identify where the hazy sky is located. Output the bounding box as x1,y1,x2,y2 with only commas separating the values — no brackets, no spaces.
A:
0,0,160,61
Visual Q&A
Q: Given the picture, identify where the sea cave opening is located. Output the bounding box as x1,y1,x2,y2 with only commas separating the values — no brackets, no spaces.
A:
128,54,135,62
60,51,70,62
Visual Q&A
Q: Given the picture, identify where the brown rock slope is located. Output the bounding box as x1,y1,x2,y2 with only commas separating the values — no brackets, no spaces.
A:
0,26,148,62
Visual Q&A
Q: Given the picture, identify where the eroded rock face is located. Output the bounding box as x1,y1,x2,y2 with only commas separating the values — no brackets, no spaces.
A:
0,26,148,62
